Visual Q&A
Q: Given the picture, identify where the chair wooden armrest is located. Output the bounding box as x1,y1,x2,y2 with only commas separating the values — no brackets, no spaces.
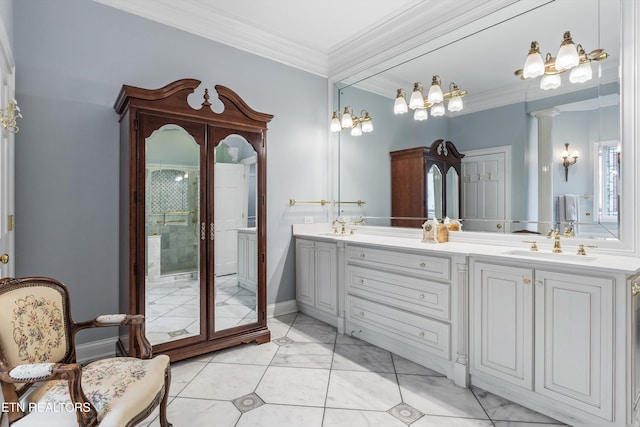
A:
0,361,98,426
73,313,152,359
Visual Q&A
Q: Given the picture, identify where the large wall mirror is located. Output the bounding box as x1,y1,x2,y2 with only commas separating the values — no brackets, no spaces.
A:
333,0,628,244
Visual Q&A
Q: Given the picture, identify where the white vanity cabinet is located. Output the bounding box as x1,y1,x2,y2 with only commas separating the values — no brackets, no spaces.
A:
237,228,257,292
471,259,615,423
344,244,461,379
295,239,339,325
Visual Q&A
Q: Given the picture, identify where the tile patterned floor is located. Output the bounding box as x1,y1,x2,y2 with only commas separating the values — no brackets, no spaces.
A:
142,313,567,427
145,274,256,345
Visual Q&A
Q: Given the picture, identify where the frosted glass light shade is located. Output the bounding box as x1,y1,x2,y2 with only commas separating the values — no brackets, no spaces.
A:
427,82,444,104
448,96,463,112
361,119,373,133
350,123,362,136
556,32,580,71
540,73,561,90
414,108,428,121
394,95,408,114
330,113,342,132
431,103,445,117
523,51,545,78
409,87,424,109
569,62,592,83
341,111,353,128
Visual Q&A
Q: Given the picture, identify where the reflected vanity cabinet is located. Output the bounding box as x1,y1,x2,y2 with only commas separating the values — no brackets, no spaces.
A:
114,79,272,361
390,139,464,227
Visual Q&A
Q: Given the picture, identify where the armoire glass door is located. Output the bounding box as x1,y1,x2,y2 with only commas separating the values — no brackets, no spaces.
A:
143,119,205,347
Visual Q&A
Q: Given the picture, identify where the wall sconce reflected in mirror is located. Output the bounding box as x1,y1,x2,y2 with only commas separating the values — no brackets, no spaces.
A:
515,31,608,91
561,142,578,182
0,99,21,134
330,106,373,136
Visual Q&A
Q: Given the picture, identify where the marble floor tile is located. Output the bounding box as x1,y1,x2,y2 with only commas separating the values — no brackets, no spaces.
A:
166,359,207,396
286,322,338,343
326,370,402,411
392,353,444,376
331,344,394,373
157,397,240,427
179,362,267,400
472,386,564,424
136,312,567,427
235,404,324,427
271,342,335,369
212,341,279,366
323,408,407,427
398,374,489,419
255,366,330,406
412,415,495,427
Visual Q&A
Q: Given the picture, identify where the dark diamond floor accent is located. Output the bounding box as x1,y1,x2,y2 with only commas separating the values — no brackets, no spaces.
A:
388,402,424,424
232,392,265,413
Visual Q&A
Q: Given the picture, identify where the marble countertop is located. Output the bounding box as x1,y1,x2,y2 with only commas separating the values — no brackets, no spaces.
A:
293,223,640,275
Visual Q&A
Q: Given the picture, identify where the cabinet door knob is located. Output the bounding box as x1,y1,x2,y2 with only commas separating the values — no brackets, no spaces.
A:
420,262,426,268
496,224,503,230
0,253,8,264
536,280,543,287
632,281,640,296
523,278,531,285
359,311,365,317
359,253,365,258
358,279,364,285
419,293,425,299
419,331,425,337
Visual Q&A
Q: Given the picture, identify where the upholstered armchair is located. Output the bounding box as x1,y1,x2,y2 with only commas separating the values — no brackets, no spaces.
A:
0,277,172,426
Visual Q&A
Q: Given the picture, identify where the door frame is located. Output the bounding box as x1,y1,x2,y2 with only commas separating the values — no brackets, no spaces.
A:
0,17,15,278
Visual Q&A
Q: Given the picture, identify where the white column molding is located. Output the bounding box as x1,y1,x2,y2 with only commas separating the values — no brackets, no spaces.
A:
530,108,559,232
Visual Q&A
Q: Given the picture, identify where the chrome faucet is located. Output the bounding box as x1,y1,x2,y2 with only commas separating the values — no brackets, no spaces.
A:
546,229,562,253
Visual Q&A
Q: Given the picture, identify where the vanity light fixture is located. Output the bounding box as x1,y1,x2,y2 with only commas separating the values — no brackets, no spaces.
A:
561,142,579,182
394,77,467,120
515,31,608,91
0,99,22,134
330,106,373,136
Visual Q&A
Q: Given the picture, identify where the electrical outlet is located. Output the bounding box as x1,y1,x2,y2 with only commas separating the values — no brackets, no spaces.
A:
304,216,313,224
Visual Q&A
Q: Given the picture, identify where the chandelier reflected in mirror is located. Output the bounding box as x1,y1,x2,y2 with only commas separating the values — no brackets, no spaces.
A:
330,106,373,136
515,31,608,90
393,75,467,121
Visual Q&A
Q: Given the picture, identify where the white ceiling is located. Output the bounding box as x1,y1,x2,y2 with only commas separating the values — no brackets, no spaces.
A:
94,0,620,113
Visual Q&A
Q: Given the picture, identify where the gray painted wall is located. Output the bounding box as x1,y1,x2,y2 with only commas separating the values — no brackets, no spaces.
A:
13,0,329,342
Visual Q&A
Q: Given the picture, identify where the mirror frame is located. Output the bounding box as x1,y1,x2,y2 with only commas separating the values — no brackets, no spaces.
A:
327,1,638,255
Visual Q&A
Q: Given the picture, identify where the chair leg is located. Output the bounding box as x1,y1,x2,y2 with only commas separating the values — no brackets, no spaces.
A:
159,366,172,427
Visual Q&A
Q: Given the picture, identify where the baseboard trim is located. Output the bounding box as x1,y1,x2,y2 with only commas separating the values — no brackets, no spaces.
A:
76,337,118,363
267,299,298,318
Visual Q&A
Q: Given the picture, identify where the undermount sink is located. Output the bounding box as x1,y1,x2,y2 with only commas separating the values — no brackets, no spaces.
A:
501,249,596,262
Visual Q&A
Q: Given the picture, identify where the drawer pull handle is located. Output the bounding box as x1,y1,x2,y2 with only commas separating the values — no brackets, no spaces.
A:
360,253,366,259
419,331,425,338
358,279,364,285
420,262,426,268
359,311,365,317
419,293,425,299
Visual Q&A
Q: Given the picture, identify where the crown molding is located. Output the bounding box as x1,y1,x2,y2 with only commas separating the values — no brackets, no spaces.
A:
93,0,329,76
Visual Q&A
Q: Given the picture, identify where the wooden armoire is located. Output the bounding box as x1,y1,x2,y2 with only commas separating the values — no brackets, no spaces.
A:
390,139,464,228
114,79,272,361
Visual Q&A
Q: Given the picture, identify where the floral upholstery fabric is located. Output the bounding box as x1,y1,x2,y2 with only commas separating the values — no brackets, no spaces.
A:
0,286,69,393
15,355,170,427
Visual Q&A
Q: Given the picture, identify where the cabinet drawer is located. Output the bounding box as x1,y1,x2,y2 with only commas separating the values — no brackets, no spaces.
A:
347,295,450,360
346,245,450,281
347,265,450,320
